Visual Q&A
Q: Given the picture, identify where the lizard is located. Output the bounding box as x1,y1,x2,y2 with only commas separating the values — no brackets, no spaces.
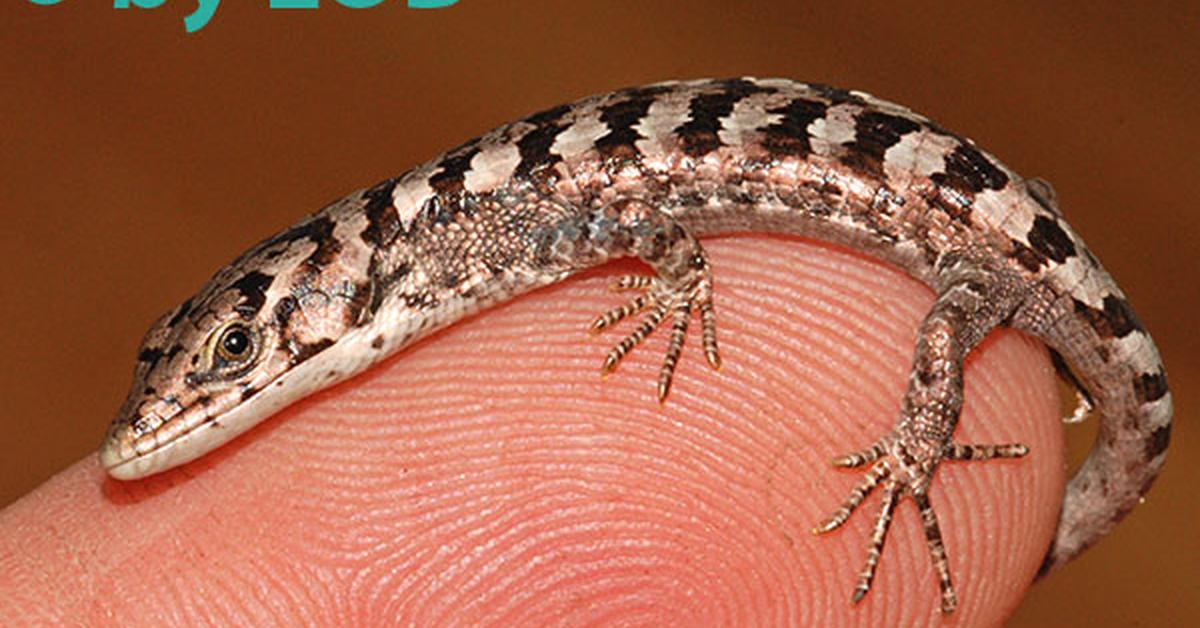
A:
99,78,1172,612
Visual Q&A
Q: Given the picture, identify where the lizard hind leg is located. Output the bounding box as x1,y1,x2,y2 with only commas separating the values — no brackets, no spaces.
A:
813,259,1031,613
584,199,721,401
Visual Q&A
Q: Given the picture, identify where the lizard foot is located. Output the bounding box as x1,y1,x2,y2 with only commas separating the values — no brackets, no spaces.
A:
589,273,720,401
813,435,1028,613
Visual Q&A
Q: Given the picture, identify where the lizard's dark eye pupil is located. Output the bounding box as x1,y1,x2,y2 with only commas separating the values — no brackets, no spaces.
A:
221,329,250,356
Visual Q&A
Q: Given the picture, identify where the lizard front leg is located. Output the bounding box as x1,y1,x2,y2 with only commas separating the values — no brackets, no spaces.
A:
536,197,721,401
813,256,1029,613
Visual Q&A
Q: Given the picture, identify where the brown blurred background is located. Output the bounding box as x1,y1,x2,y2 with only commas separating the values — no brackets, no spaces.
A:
1,1,1195,624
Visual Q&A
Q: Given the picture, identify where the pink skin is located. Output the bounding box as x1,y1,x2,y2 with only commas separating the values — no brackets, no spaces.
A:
0,236,1063,626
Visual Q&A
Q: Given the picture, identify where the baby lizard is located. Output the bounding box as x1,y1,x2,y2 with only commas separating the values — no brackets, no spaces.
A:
100,78,1172,612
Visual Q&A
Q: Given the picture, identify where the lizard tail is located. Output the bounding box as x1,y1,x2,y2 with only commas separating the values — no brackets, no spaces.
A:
1034,289,1172,574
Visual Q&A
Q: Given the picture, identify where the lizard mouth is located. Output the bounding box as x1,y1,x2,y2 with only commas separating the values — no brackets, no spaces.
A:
99,398,238,480
99,380,269,480
100,396,273,481
100,343,352,480
99,432,170,480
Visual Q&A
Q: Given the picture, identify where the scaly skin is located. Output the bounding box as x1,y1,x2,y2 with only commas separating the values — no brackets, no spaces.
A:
99,78,1172,612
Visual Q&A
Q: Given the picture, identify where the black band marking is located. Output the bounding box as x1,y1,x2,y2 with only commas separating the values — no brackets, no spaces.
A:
1027,215,1077,263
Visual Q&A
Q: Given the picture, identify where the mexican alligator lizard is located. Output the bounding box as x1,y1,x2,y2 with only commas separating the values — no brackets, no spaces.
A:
99,78,1172,612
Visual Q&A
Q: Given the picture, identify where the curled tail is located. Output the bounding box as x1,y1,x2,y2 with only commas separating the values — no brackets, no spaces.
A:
1027,282,1172,572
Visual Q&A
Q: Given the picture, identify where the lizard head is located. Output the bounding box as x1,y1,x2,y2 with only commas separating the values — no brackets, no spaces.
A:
101,210,377,480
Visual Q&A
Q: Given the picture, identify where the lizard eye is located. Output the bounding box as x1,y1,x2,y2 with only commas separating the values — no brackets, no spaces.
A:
213,324,256,367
